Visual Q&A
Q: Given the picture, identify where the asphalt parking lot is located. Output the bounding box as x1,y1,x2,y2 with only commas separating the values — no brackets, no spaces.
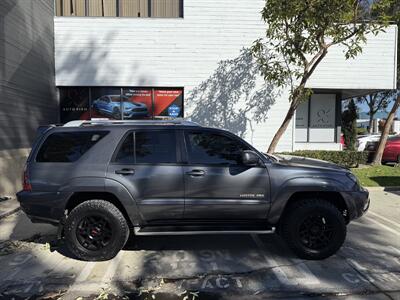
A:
0,190,399,300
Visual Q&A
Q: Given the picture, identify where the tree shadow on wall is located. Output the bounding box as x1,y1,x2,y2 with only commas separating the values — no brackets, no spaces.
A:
187,48,278,140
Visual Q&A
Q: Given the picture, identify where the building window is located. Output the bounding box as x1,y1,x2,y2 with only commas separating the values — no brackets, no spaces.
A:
59,87,184,123
55,0,183,17
295,94,338,143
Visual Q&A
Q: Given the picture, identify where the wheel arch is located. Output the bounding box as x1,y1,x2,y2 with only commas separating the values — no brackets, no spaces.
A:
275,191,349,226
65,192,134,228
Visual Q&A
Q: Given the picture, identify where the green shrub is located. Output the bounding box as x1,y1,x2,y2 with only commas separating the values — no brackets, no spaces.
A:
342,99,358,151
278,150,369,168
356,127,368,135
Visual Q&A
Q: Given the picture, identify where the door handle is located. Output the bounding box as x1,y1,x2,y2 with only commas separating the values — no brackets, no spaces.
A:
186,169,205,177
115,168,135,175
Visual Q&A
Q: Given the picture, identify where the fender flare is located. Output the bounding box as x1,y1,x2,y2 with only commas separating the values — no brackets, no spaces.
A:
60,177,141,226
267,176,346,224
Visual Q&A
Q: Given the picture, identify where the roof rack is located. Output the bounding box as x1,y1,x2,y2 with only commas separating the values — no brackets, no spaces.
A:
63,118,201,127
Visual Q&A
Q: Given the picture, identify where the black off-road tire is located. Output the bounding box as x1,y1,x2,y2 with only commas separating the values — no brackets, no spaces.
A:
65,200,129,261
280,199,346,260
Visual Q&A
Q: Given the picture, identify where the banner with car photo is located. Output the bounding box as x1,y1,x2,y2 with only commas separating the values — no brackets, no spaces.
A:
59,87,183,123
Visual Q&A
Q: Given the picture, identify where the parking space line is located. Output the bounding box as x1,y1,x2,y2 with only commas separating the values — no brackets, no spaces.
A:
251,234,295,285
388,246,400,255
290,258,320,285
66,261,98,294
251,234,320,286
101,252,124,282
75,262,97,282
368,211,400,229
365,216,400,236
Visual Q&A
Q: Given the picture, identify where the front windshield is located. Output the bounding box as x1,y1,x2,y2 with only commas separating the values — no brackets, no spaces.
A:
388,135,400,141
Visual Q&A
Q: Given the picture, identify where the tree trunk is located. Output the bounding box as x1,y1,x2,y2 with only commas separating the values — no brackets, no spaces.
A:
267,101,297,153
368,114,374,134
372,94,400,165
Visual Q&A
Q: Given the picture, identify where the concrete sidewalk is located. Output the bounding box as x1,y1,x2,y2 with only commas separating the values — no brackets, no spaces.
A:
0,198,20,219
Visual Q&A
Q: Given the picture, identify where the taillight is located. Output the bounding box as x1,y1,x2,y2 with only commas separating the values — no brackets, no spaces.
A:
22,165,32,191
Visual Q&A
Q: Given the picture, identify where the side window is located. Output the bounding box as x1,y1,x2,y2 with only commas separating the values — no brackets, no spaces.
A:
36,131,108,162
135,131,177,164
185,131,249,166
115,133,134,164
115,131,177,164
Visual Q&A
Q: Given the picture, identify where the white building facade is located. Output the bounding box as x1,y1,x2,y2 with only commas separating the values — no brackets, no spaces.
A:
54,0,398,152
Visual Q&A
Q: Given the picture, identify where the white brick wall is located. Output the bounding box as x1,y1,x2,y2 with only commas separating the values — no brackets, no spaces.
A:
54,0,397,152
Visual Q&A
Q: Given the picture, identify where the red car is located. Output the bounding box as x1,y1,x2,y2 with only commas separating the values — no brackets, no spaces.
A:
382,135,400,164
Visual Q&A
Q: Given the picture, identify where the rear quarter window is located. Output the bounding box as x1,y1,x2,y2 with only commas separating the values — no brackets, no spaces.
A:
36,131,108,162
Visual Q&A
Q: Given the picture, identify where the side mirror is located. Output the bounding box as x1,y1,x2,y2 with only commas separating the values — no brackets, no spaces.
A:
242,150,260,167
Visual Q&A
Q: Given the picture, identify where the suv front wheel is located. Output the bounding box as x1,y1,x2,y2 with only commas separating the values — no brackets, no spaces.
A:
280,199,346,260
64,200,129,261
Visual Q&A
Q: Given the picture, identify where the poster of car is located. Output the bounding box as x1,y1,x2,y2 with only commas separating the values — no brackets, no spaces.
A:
154,89,183,118
122,88,152,119
59,87,184,123
60,87,90,123
90,87,122,120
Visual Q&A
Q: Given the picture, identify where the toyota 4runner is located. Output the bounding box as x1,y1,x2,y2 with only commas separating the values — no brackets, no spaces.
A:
17,119,370,261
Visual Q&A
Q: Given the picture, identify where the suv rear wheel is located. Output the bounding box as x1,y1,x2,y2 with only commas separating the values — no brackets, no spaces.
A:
280,199,346,260
64,200,129,261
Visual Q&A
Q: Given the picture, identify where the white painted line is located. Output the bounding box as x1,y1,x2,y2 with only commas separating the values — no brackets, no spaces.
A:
388,246,400,256
251,234,320,286
251,234,296,286
291,258,320,285
368,211,400,229
365,216,400,236
66,261,98,294
101,252,124,282
4,268,22,281
75,262,97,282
347,258,368,271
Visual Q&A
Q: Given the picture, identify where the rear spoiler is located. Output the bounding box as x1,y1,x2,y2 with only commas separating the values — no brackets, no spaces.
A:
35,124,62,138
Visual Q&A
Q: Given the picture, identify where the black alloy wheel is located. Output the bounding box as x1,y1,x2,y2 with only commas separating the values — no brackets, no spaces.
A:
298,214,335,250
280,198,346,260
76,214,113,251
65,200,129,261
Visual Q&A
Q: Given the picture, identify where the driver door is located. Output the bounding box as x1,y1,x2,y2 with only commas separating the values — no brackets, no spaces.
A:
182,129,270,220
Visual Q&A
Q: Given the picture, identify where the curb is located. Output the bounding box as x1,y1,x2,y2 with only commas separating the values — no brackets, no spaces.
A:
366,186,400,192
0,207,21,220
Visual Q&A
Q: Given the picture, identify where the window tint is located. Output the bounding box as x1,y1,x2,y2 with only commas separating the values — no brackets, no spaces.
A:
36,131,108,162
388,135,400,142
135,131,177,164
115,133,134,164
185,131,249,165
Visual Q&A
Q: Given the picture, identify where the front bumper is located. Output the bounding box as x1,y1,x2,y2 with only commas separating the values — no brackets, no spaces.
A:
16,191,70,225
340,188,370,221
124,110,148,118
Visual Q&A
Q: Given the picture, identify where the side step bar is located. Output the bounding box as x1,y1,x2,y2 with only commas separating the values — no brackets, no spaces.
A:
134,227,275,236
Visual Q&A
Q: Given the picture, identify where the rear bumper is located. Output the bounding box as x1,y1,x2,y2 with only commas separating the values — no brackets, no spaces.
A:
16,190,69,225
340,188,370,221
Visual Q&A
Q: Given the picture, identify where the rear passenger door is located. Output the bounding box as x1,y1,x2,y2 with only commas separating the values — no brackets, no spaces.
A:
107,130,184,223
182,129,270,220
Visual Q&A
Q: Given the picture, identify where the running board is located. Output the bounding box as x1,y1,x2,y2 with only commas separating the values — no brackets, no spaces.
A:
134,227,275,236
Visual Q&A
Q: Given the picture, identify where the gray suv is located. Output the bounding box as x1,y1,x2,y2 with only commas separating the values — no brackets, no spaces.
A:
17,120,369,261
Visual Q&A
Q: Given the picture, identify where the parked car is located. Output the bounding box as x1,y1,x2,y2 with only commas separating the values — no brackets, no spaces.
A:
92,95,148,119
382,135,400,164
356,134,382,151
17,120,369,261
